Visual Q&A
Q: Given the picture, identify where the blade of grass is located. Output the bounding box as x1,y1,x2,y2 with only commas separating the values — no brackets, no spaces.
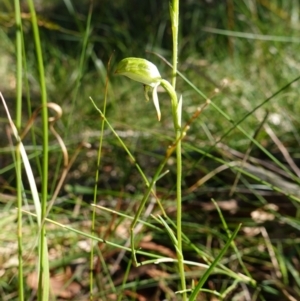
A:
202,27,300,43
186,72,300,184
211,198,253,281
27,0,49,299
14,0,24,300
185,144,300,203
165,216,255,285
49,0,93,197
89,98,175,267
91,204,162,232
1,92,44,298
189,223,242,301
117,258,133,301
65,1,93,134
154,52,300,184
90,48,110,300
22,209,166,260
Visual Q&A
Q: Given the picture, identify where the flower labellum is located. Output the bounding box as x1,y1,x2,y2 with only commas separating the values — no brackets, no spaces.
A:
152,82,161,121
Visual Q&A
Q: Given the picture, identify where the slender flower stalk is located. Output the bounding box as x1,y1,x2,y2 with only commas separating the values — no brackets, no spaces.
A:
170,0,179,89
115,55,187,299
169,0,187,299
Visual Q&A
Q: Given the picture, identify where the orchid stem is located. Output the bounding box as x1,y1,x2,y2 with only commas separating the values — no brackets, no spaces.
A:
170,0,187,299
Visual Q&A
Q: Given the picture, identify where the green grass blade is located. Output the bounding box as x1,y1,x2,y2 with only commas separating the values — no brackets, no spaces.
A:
189,223,241,301
27,0,49,299
14,0,24,299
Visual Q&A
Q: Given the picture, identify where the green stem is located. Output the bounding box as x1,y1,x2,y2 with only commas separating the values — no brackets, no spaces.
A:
27,1,49,300
171,0,179,89
161,84,186,300
14,0,24,300
160,79,178,128
170,0,187,298
130,158,169,265
176,122,186,299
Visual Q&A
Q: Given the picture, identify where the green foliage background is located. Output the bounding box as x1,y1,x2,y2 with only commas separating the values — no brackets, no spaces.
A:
1,1,300,300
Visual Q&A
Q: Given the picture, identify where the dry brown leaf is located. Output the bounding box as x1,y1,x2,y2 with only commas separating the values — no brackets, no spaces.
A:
200,199,239,214
242,226,261,237
251,203,278,223
139,241,176,258
145,268,170,279
113,265,155,285
27,267,81,299
123,290,148,301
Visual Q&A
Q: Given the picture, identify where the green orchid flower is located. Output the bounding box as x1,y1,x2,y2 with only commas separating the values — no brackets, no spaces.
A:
115,57,163,121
